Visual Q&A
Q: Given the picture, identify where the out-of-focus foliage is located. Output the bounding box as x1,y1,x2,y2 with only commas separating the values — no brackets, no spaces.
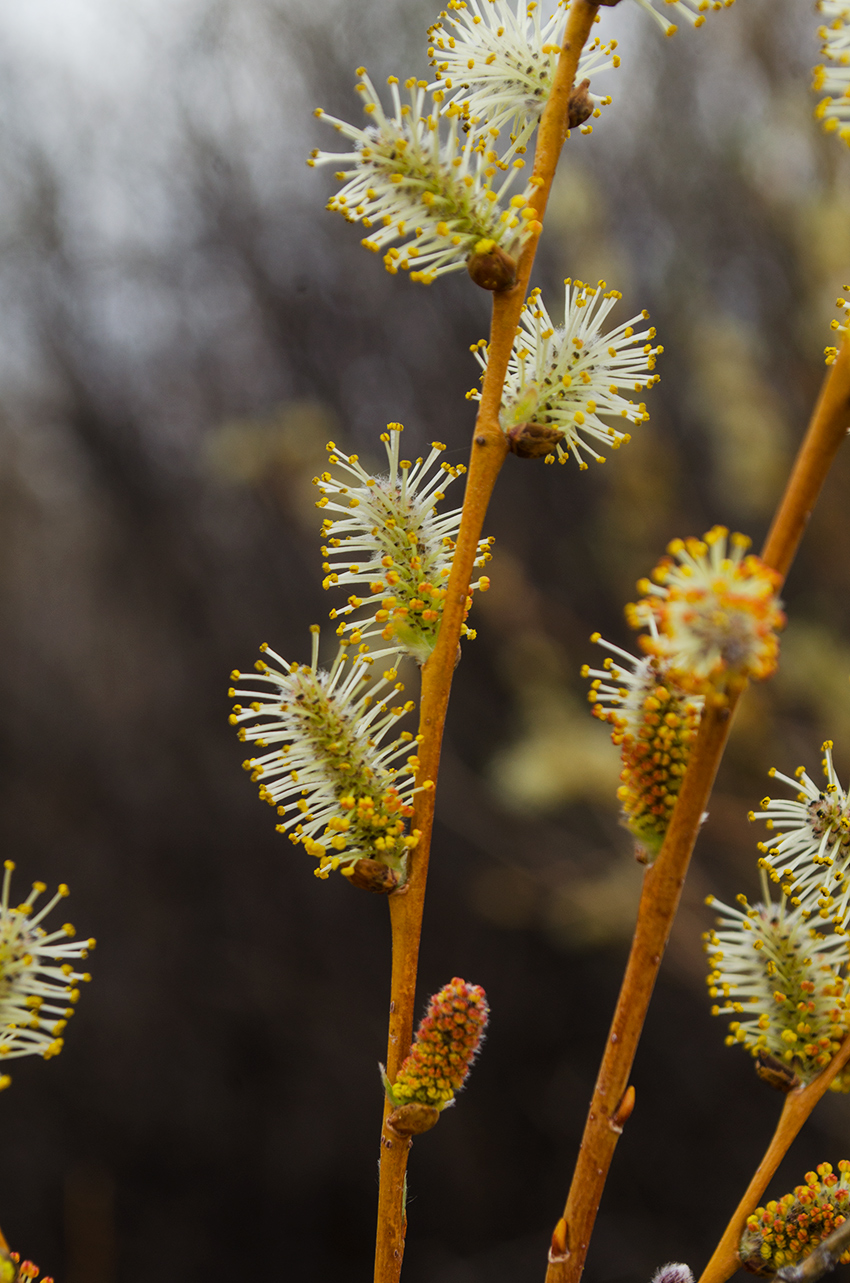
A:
0,1,849,1281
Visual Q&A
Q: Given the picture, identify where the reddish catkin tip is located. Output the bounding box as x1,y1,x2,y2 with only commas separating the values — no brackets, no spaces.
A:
391,977,489,1108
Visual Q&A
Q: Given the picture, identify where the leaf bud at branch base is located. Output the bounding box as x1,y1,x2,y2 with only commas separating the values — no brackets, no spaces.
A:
346,859,401,894
506,421,566,459
467,242,517,292
754,1050,801,1094
386,1102,441,1137
568,79,594,129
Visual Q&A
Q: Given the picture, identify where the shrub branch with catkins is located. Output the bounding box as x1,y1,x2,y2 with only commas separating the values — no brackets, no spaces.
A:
219,0,850,1280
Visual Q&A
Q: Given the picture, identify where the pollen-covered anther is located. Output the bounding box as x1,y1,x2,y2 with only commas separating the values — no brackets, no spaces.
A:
625,0,718,36
628,526,785,698
385,976,489,1115
826,284,850,364
739,1162,850,1275
1,1250,54,1283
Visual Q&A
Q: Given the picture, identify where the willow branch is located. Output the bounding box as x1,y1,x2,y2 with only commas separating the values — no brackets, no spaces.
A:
762,340,850,577
691,337,850,1283
373,6,602,1282
545,697,738,1283
545,339,850,1283
698,1033,850,1283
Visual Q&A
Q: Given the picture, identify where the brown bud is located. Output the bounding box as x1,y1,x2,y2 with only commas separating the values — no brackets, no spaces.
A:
506,421,565,459
609,1084,636,1132
345,859,401,894
549,1218,569,1262
467,242,517,292
754,1050,801,1093
386,1102,441,1137
568,79,593,130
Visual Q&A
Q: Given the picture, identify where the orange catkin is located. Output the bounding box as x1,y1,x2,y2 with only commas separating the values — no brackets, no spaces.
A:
392,978,489,1108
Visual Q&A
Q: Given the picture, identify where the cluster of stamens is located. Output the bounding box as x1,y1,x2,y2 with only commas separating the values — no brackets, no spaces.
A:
814,2,850,149
315,423,491,663
389,976,489,1108
1,1251,54,1283
583,632,701,859
427,2,618,155
704,878,850,1083
229,632,422,882
309,71,539,283
628,526,784,699
0,861,94,1082
740,1163,850,1274
751,742,850,933
470,281,661,467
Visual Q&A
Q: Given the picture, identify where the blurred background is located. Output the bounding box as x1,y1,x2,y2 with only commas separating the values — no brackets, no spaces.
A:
0,0,849,1280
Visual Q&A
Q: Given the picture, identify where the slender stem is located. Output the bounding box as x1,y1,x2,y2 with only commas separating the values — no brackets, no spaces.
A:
546,698,738,1283
692,338,850,1283
372,7,602,1282
698,1032,850,1283
545,340,850,1283
762,339,850,578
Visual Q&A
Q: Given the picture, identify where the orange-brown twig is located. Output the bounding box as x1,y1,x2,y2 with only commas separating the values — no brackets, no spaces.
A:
698,1034,850,1283
544,337,850,1283
373,6,602,1282
762,339,850,578
692,336,850,1283
0,1224,8,1253
546,697,738,1283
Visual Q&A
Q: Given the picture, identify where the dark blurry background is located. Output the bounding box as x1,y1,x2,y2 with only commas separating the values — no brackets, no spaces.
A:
1,1,849,1280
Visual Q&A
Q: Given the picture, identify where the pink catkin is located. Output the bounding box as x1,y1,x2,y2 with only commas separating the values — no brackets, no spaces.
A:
393,977,489,1107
